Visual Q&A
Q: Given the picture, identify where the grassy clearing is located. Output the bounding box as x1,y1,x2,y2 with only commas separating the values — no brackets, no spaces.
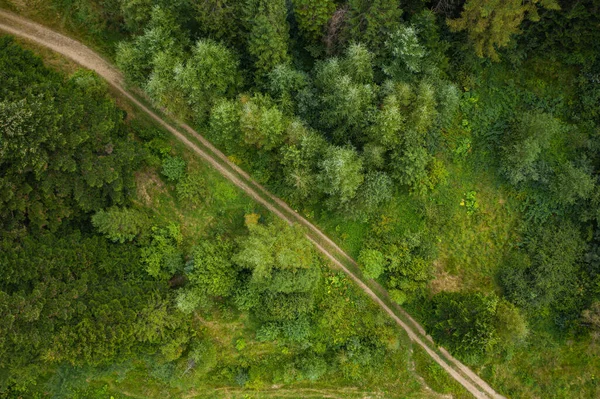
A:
481,330,600,399
424,158,521,292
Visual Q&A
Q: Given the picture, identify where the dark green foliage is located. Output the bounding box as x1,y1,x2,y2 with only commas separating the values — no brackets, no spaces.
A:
0,37,140,232
501,112,563,186
426,292,499,358
0,232,188,392
500,221,585,314
344,0,403,54
245,0,291,81
193,0,244,46
291,0,336,44
361,216,433,304
141,224,184,278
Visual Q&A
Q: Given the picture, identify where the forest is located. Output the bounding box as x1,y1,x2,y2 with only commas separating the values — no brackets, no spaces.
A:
0,0,599,397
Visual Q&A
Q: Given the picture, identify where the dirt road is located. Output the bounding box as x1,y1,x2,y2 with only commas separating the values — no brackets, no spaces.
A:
0,10,506,399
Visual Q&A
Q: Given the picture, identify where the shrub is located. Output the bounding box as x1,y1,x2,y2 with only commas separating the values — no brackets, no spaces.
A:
161,155,186,182
358,249,386,279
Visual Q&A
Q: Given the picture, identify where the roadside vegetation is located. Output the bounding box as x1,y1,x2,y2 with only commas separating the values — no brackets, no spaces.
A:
1,0,600,398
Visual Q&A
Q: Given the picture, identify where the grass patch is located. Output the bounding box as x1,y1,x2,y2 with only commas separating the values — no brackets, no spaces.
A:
412,345,472,399
424,158,521,292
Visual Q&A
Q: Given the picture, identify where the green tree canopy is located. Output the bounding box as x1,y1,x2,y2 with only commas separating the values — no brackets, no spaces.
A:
233,216,320,325
448,0,560,61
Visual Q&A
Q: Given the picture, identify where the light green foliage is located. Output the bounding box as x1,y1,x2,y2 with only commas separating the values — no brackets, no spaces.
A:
145,50,186,117
358,249,385,279
343,43,375,84
245,0,291,80
494,300,529,350
384,81,442,194
411,81,438,135
362,143,386,169
209,99,242,152
240,95,287,151
437,82,460,128
161,155,187,182
318,146,364,206
188,338,218,374
448,0,560,61
367,94,404,147
141,224,184,278
115,41,148,85
461,191,478,215
280,128,326,201
175,289,207,315
92,207,148,243
314,51,376,141
345,0,403,53
389,289,408,305
233,218,319,326
234,218,317,292
175,39,241,122
291,0,336,43
391,145,433,194
297,355,327,381
116,6,188,85
384,25,426,78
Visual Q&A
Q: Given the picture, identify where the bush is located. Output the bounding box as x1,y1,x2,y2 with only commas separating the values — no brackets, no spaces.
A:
161,155,186,182
358,249,385,279
426,291,499,359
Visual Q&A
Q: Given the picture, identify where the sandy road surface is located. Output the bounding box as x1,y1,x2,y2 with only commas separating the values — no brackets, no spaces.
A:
0,10,506,399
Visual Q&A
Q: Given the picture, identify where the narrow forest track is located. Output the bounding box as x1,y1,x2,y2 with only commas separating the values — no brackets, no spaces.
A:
0,10,506,399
